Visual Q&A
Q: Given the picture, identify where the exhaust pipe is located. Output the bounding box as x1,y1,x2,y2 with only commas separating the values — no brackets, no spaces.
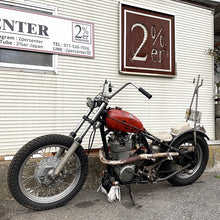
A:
99,149,179,166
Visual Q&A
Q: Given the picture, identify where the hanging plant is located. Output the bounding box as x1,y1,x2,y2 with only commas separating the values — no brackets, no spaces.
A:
207,48,220,61
207,47,220,102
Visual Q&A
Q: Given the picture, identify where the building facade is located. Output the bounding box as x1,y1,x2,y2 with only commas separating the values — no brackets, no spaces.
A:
0,0,215,156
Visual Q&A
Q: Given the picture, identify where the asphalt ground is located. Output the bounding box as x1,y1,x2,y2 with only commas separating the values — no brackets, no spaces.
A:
0,171,220,220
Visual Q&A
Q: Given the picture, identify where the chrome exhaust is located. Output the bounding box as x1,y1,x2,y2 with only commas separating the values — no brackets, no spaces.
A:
99,149,179,166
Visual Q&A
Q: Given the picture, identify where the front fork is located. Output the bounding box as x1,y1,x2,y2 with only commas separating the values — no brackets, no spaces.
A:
51,102,107,178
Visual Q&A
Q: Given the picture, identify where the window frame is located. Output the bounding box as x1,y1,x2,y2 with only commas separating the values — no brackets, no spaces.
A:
0,0,57,73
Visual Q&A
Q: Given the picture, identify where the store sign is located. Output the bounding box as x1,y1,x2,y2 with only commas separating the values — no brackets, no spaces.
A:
0,7,94,58
120,4,175,76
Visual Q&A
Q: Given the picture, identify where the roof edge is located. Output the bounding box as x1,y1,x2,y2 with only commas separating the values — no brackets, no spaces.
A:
172,0,216,10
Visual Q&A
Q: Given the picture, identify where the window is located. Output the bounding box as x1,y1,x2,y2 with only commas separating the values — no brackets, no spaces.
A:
0,1,56,72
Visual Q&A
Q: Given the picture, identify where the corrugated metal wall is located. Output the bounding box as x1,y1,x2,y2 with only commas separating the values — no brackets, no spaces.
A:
0,0,214,156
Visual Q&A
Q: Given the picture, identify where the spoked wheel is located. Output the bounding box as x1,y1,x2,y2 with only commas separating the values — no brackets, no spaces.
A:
8,134,88,210
167,134,209,186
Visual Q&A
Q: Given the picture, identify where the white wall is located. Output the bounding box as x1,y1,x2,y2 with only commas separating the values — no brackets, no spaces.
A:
0,0,214,155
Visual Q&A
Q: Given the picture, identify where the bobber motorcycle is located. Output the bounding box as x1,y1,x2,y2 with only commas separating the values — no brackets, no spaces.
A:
8,76,209,210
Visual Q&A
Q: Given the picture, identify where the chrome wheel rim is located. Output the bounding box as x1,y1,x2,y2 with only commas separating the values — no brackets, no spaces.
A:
175,141,203,179
18,145,81,203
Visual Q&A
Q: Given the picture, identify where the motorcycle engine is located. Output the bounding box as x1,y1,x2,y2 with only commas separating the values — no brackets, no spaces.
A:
108,132,135,183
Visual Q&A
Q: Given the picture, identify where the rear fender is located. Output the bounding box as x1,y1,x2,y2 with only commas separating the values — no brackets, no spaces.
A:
170,129,209,147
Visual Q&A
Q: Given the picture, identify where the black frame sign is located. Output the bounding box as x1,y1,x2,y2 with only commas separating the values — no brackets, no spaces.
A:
120,4,175,76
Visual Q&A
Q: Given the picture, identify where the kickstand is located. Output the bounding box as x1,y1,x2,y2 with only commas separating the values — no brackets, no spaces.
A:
126,185,142,209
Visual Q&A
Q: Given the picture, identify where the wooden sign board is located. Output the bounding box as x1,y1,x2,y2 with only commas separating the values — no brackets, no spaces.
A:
120,4,175,76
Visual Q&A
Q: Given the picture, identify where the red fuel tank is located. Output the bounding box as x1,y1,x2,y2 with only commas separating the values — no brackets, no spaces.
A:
105,108,144,133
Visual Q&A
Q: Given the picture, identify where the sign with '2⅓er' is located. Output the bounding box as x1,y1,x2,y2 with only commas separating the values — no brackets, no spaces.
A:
120,4,175,76
0,6,94,58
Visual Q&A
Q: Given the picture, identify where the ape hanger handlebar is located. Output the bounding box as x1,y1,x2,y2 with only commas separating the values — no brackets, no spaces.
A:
101,80,152,100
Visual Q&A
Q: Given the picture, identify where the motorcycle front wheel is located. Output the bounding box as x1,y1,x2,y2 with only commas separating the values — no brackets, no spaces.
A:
8,134,88,210
167,133,209,186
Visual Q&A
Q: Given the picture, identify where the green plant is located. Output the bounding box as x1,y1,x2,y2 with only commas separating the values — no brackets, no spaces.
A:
207,47,220,101
207,48,220,61
215,174,220,179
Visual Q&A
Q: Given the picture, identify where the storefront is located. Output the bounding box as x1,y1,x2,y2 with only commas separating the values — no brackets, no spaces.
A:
213,3,220,139
0,0,215,156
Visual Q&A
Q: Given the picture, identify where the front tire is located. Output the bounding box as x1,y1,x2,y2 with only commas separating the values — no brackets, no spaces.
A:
8,134,88,210
167,134,209,186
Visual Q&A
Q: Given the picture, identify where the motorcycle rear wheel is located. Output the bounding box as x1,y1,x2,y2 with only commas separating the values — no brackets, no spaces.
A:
167,134,209,186
8,134,88,210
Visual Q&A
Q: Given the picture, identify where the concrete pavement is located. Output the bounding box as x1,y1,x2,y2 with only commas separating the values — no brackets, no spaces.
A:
0,171,220,220
1,141,220,220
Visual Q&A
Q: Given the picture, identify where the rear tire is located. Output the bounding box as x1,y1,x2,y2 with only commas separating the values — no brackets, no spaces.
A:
8,134,88,210
167,134,209,186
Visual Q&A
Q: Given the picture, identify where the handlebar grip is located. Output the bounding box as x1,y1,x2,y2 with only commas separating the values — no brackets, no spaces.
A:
138,87,152,99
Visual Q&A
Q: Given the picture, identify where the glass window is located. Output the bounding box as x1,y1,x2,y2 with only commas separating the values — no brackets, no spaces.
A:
0,2,56,72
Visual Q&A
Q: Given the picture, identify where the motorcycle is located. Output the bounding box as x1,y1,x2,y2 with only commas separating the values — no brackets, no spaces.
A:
8,76,209,210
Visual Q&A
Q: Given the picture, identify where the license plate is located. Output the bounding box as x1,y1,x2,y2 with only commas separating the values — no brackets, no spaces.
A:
185,109,202,123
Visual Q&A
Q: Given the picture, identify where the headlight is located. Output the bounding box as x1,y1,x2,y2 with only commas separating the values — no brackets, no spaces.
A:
86,97,94,109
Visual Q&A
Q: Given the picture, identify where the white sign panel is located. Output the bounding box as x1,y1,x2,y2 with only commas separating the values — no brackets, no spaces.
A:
0,7,94,58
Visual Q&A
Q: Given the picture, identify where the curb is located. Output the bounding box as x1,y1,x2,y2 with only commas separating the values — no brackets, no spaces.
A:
207,141,220,171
